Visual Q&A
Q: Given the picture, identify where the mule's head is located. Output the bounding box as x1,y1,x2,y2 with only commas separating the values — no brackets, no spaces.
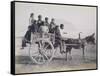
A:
84,33,95,45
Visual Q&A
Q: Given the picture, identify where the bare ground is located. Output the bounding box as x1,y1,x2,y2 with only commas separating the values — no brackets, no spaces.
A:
15,38,97,74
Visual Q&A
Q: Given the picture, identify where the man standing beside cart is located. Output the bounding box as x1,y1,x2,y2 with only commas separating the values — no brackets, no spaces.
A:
21,13,38,49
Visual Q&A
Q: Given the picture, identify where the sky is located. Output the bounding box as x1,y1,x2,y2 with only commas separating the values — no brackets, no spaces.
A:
15,2,97,38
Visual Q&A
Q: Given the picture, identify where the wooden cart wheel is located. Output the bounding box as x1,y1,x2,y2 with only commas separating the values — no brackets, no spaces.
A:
29,39,55,64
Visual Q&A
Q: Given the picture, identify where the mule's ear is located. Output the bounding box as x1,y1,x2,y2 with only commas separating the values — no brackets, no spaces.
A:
92,33,95,36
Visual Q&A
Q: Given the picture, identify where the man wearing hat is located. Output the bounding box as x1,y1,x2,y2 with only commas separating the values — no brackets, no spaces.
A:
37,15,43,32
59,24,67,53
44,17,49,27
29,13,35,26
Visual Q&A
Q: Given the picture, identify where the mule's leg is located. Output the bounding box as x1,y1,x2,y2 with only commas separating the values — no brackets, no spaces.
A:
65,45,68,61
66,46,72,60
65,51,68,61
83,47,85,59
82,45,85,59
69,48,72,60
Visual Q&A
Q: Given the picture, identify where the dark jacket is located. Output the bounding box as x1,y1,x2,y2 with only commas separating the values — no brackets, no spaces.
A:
24,29,31,41
31,23,38,33
37,20,43,27
55,27,61,39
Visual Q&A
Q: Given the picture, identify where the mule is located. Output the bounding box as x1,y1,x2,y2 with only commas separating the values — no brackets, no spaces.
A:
65,33,95,61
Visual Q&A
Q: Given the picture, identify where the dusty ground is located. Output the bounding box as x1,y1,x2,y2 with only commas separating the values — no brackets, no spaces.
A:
15,38,97,74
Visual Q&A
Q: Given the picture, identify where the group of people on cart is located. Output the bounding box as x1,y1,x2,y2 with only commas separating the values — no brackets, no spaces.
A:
21,13,67,53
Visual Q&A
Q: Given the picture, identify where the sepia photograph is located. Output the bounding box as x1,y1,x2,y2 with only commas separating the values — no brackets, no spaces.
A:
11,1,97,74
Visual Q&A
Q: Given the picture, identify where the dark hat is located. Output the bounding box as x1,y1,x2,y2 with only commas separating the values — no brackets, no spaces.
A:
41,21,44,25
34,20,36,23
60,24,64,27
51,18,54,21
30,13,34,17
45,17,48,20
38,15,42,18
55,25,59,28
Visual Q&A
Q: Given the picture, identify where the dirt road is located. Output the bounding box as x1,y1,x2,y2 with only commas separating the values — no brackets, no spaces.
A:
15,38,97,74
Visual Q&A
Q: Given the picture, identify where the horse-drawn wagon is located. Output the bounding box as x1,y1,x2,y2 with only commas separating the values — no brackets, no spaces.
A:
28,32,86,64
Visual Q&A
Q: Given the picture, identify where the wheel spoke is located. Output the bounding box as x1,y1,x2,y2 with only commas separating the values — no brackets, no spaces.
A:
41,43,52,60
29,39,54,64
33,53,40,59
38,55,42,62
43,44,50,52
41,55,46,62
42,51,49,60
40,42,45,49
49,49,52,56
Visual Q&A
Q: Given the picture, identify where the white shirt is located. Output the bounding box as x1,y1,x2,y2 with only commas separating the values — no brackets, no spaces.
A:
29,17,34,25
40,26,49,33
59,28,79,39
59,28,67,38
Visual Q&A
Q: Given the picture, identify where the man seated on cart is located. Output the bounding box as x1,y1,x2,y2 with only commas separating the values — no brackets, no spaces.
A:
49,18,56,34
59,24,68,53
37,15,44,32
44,17,49,27
39,21,49,38
31,20,38,33
21,13,35,49
54,24,67,53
